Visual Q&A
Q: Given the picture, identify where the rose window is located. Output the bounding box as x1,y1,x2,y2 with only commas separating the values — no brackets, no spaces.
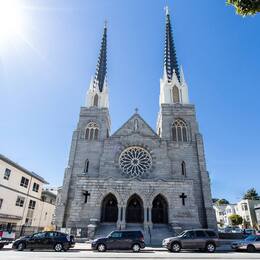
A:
119,146,152,177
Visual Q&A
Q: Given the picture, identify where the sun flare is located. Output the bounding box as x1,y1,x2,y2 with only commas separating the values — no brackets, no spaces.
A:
0,0,24,46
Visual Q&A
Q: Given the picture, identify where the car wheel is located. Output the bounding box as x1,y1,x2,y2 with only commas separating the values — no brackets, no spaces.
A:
205,243,216,253
0,244,4,250
132,244,141,253
247,245,256,253
97,243,106,252
170,242,181,253
17,242,25,251
54,243,63,252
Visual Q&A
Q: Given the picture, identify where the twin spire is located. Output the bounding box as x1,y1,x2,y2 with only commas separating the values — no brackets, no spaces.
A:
86,6,186,108
93,22,107,93
164,6,180,82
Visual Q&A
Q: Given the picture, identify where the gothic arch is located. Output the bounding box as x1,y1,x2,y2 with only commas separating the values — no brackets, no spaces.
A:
172,118,188,142
93,94,99,106
100,193,118,223
151,194,169,224
85,122,99,140
172,85,180,103
126,194,144,223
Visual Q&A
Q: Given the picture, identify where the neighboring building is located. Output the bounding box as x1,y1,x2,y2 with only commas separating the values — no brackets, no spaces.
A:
56,7,217,235
213,205,226,226
255,204,260,229
224,204,237,226
235,200,259,228
0,154,55,228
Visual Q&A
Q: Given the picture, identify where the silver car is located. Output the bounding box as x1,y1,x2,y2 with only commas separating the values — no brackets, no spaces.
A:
162,229,219,253
231,235,260,252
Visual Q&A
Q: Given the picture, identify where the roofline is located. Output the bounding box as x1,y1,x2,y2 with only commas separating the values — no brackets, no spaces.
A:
0,154,49,184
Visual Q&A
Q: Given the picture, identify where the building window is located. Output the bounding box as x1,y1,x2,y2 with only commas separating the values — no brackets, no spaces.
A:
20,177,29,188
172,119,188,142
4,168,11,180
32,183,39,192
85,122,99,140
181,161,186,176
15,196,25,207
172,85,180,103
0,199,3,209
28,200,36,209
93,94,99,106
83,159,89,173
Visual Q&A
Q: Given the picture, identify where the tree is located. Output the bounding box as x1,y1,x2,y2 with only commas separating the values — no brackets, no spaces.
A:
243,188,259,200
216,199,230,205
227,0,260,16
229,214,243,226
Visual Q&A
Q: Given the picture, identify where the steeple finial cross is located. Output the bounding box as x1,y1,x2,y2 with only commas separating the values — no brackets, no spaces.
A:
134,108,139,114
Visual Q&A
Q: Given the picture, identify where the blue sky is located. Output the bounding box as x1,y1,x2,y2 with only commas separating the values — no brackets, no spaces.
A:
0,0,260,203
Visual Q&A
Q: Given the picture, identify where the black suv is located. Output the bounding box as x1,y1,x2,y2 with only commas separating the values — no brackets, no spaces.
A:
92,230,145,252
162,229,219,253
12,231,75,252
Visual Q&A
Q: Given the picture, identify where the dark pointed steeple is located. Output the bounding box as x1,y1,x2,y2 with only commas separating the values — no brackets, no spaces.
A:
164,6,180,82
93,22,107,92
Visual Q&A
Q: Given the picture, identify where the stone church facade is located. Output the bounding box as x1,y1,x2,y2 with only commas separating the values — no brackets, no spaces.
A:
55,8,217,235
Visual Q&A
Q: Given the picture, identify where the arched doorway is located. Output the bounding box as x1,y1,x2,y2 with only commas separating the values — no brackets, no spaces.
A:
152,194,168,224
126,194,144,223
101,193,118,223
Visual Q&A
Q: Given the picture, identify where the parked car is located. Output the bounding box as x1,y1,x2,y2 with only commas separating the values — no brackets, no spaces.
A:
12,231,75,252
0,229,16,249
243,229,256,235
162,229,219,253
231,235,260,252
91,230,145,252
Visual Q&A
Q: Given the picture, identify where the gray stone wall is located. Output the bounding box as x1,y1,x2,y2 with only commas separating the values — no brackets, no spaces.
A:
55,103,217,230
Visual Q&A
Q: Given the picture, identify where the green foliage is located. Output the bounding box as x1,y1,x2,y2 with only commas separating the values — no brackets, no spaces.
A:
216,198,230,205
243,188,259,200
227,0,260,16
229,214,243,226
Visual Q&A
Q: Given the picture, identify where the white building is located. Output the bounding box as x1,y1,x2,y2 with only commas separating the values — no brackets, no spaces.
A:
213,205,226,226
235,200,259,228
0,154,56,229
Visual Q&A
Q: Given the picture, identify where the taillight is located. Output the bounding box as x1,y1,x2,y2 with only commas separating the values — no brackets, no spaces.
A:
140,236,144,242
0,231,3,237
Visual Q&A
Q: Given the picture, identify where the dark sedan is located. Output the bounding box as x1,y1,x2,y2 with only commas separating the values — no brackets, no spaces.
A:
92,230,145,252
12,231,75,252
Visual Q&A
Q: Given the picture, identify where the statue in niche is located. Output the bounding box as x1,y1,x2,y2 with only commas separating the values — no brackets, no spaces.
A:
134,119,139,132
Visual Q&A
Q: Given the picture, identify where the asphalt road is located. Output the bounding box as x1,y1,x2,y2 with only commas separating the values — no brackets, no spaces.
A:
0,243,260,260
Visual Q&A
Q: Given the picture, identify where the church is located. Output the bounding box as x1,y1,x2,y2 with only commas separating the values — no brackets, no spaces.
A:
55,7,217,237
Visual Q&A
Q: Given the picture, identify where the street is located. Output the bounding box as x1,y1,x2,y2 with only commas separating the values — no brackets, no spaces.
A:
0,243,260,260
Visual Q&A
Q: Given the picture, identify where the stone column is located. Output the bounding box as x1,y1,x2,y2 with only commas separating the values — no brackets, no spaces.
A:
121,207,126,229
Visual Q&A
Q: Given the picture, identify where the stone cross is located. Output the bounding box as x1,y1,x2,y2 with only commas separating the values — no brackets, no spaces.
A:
179,193,187,206
83,190,91,203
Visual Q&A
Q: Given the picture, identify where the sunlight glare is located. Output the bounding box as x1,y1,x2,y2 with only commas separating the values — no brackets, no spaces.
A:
0,0,24,46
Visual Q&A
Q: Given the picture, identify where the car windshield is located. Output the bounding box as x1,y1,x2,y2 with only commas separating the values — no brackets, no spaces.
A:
245,235,256,241
177,231,186,237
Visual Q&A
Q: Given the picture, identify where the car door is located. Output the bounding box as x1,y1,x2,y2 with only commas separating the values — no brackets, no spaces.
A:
255,236,260,250
106,231,123,250
181,231,195,249
42,232,55,249
121,232,133,249
194,230,207,249
27,232,45,249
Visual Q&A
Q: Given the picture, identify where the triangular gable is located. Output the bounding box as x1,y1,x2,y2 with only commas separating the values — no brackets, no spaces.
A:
111,113,158,138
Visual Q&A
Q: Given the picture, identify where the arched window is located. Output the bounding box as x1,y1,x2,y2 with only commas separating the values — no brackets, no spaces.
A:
83,159,89,173
181,161,186,176
172,85,180,103
172,119,188,142
85,122,99,140
93,94,99,107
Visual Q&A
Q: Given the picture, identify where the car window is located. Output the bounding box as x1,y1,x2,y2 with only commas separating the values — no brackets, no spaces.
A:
32,232,46,239
256,237,260,242
205,230,217,238
110,232,122,238
195,230,206,238
183,231,195,239
45,232,56,237
245,235,256,241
